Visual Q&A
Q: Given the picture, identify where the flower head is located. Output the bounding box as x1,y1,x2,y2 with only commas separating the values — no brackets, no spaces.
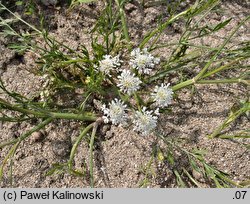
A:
117,70,142,95
151,83,173,108
96,55,121,76
102,98,127,125
130,48,160,75
132,107,158,136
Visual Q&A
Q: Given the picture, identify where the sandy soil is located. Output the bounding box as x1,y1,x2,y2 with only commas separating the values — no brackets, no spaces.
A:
0,0,249,187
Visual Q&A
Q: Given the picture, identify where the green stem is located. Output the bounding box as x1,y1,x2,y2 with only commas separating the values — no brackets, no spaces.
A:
219,134,250,139
115,0,130,42
140,8,190,48
140,154,154,187
134,92,142,111
197,79,249,85
51,112,96,121
59,58,91,65
172,77,248,93
157,133,242,187
0,118,53,149
68,123,95,170
165,1,218,64
0,99,97,121
0,117,31,122
172,79,194,91
171,58,249,92
202,57,245,78
194,15,250,81
89,122,98,188
183,168,202,187
0,3,78,55
0,3,42,34
0,118,53,179
0,143,18,180
209,103,250,138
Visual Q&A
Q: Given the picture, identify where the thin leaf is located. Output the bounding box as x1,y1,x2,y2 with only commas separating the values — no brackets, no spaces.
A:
173,170,186,187
213,18,232,32
183,168,202,187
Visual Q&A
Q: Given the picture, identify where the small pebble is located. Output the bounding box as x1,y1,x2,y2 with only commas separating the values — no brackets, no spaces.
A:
31,130,45,142
52,140,71,158
192,169,203,181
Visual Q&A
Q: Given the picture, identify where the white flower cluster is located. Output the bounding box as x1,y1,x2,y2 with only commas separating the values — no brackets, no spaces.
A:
102,98,127,125
98,48,173,136
117,70,142,95
130,48,160,75
151,83,173,108
96,55,121,76
133,107,159,135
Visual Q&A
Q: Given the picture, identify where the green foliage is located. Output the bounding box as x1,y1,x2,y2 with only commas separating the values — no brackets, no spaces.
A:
0,0,249,187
